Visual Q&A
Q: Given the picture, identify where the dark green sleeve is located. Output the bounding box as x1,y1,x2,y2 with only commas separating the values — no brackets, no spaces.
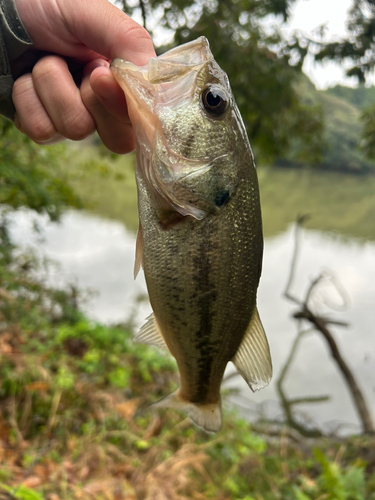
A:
0,0,33,120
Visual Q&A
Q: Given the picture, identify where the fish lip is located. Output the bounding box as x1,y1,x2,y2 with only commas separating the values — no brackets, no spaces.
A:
110,57,200,158
109,58,123,69
110,36,215,105
110,36,213,85
111,58,157,153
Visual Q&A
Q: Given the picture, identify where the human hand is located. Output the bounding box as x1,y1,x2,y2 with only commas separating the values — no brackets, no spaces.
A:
12,0,156,153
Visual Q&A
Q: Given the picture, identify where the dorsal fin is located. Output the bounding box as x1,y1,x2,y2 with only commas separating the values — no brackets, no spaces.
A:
232,307,272,391
135,313,168,349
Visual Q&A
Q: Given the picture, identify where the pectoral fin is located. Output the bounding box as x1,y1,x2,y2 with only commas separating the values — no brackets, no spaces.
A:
135,313,168,350
232,307,272,391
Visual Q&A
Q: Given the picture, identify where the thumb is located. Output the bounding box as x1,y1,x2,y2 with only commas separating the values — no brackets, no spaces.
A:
60,0,156,65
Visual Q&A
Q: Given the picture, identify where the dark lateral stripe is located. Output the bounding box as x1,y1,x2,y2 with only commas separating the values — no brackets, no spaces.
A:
191,233,217,402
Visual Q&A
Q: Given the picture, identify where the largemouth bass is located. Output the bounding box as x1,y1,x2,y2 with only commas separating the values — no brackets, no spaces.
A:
111,37,272,432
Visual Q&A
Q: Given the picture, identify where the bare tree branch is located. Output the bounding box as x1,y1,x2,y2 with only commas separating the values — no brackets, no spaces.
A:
288,396,330,406
283,216,374,436
139,0,147,30
276,327,324,438
293,308,375,435
283,214,311,305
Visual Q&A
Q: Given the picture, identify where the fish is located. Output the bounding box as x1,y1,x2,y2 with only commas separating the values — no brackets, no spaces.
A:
110,36,272,433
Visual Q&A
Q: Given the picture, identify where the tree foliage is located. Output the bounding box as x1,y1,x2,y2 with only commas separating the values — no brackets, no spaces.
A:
324,84,375,110
314,0,375,84
299,0,375,162
361,103,375,158
0,117,81,221
120,0,324,164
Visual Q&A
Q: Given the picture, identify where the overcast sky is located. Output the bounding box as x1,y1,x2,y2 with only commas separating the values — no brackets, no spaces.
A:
128,0,371,89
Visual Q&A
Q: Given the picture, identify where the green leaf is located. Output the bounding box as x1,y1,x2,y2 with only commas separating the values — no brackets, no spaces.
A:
0,484,44,500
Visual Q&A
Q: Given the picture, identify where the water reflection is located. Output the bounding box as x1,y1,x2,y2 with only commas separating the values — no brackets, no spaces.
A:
9,208,375,434
258,167,375,242
8,210,150,325
227,228,375,435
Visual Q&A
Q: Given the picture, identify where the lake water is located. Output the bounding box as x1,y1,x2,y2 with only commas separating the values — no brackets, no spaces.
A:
8,166,375,436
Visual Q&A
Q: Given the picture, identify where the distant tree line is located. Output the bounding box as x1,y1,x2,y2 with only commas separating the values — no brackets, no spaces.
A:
299,0,375,162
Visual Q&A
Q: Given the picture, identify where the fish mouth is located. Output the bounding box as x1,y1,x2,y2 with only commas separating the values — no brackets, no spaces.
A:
110,58,156,152
111,37,226,221
110,37,214,154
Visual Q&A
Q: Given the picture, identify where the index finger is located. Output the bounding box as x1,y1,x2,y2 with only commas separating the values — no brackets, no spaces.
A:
59,0,156,65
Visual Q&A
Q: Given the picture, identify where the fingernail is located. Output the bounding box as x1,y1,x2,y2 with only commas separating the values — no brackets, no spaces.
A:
83,59,109,78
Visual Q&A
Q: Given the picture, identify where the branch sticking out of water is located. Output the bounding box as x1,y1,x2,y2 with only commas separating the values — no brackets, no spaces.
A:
283,214,311,305
276,327,324,438
282,216,375,436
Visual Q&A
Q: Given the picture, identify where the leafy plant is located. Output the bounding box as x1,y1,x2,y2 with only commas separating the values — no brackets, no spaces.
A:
314,450,367,500
0,484,43,500
0,117,81,220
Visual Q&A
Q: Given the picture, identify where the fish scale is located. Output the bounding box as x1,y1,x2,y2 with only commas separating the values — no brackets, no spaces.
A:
111,36,272,432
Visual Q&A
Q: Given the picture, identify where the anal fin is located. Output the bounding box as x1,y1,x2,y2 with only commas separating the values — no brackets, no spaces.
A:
135,312,168,349
232,307,272,392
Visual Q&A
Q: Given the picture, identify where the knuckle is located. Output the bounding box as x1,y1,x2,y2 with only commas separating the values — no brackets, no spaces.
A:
12,77,57,142
12,74,33,101
28,117,57,143
32,56,62,84
59,109,95,141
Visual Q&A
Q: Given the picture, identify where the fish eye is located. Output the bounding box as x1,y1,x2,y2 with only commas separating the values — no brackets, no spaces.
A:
201,86,229,117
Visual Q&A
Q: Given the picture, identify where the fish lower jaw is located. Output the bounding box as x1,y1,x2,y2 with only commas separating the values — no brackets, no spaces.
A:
152,390,222,433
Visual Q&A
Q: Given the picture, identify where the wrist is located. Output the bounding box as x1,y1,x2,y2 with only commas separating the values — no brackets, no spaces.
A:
1,0,33,59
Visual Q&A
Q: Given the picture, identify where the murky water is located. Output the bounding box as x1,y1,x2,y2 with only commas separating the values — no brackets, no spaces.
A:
8,195,375,435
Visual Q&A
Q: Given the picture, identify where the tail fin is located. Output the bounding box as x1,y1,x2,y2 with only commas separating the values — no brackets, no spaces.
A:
152,391,222,433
